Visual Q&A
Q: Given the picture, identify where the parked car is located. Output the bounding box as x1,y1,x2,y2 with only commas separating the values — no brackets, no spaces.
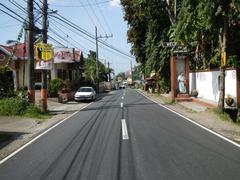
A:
119,84,126,89
74,87,96,101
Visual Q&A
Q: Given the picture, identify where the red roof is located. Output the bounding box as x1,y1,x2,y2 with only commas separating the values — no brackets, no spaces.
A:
0,43,27,60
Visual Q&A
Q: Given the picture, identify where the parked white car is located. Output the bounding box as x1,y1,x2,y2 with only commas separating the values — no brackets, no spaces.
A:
74,87,96,101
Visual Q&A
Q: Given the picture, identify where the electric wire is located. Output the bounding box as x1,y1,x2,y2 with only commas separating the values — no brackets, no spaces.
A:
49,0,111,8
1,0,134,61
50,14,134,59
85,0,108,35
95,0,112,34
50,21,91,52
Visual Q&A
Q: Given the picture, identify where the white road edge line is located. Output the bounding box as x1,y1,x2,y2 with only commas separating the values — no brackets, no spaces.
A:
138,91,240,148
0,102,94,165
121,119,129,140
120,102,124,108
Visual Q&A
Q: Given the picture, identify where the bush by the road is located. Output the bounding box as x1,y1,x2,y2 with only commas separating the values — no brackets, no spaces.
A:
0,98,51,119
0,98,29,116
48,78,64,97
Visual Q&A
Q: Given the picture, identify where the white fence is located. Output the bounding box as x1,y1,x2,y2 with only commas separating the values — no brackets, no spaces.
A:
189,69,237,102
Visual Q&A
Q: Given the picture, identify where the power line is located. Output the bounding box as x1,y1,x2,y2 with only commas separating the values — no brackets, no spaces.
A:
50,13,134,59
77,0,98,28
85,0,108,35
49,0,111,8
7,0,27,14
0,3,27,22
0,8,24,24
95,0,112,34
48,29,88,56
49,16,96,47
50,21,91,52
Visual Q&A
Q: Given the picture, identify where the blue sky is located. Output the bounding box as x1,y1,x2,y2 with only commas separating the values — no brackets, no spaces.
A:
0,0,135,74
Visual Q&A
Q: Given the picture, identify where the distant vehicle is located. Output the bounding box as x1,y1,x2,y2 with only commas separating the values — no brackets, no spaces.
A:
74,87,96,101
119,84,126,89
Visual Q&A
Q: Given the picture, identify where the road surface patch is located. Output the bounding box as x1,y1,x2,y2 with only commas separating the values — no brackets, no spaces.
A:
138,91,240,148
0,102,93,165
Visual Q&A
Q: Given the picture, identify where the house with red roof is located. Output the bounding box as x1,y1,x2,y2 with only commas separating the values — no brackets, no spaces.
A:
0,43,84,90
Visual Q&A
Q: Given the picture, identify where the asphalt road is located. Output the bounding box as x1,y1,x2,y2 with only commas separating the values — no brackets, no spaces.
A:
0,89,240,180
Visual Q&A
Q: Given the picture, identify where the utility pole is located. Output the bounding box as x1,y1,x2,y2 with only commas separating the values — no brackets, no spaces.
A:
130,60,133,85
108,61,110,82
218,13,228,113
95,26,99,92
95,26,113,93
41,0,48,112
27,0,35,104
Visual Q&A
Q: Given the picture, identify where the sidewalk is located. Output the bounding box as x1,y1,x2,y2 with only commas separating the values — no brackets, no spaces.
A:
0,92,90,160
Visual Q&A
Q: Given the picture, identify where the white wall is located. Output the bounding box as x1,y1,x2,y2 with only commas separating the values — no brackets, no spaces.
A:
18,61,29,88
190,69,236,102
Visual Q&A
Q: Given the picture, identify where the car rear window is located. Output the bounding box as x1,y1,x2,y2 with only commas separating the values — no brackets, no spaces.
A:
79,88,92,92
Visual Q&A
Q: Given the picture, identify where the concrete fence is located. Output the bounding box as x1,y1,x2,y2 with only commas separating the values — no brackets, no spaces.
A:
189,69,237,102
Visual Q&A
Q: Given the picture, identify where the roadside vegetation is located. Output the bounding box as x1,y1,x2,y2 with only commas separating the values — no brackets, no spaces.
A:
0,67,51,120
0,97,51,120
212,108,240,125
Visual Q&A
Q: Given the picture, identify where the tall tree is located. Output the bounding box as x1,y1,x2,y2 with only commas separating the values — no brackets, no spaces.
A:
121,0,172,92
84,51,107,83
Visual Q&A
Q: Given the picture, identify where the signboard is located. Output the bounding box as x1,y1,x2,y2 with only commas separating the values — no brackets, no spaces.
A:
36,43,53,61
35,43,53,70
36,60,53,70
54,48,81,63
221,51,226,67
162,42,177,48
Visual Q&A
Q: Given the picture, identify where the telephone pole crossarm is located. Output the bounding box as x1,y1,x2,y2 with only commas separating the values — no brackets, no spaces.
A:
95,26,113,93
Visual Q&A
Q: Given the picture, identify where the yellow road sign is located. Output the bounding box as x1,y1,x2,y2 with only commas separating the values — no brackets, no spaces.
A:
36,43,53,61
221,51,226,67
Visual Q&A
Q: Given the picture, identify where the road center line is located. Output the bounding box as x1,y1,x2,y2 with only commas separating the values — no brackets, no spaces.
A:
120,102,124,108
121,96,124,99
121,119,129,140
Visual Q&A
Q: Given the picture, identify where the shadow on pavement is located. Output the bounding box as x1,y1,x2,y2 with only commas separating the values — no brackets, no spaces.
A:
0,132,25,149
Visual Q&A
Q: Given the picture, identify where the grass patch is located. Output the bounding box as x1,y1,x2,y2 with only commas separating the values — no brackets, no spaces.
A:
159,95,175,105
0,98,52,121
0,98,28,116
24,105,52,121
211,108,240,125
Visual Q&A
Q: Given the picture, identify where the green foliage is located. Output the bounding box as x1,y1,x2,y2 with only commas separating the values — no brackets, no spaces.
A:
24,105,50,120
173,0,240,70
133,65,142,80
116,72,126,80
48,78,64,97
0,67,15,98
84,50,107,83
121,0,172,92
0,97,29,116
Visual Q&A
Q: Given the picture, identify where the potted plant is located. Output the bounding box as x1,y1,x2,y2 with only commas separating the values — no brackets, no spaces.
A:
225,95,234,106
191,89,198,98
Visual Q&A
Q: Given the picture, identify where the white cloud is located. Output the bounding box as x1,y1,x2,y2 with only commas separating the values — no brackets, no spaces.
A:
110,0,120,7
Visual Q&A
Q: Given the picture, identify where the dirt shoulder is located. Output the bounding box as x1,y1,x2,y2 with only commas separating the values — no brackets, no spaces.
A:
138,90,240,145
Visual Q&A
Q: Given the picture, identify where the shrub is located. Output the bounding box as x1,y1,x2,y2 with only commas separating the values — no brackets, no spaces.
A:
24,105,49,120
0,97,29,116
48,78,64,97
0,67,15,99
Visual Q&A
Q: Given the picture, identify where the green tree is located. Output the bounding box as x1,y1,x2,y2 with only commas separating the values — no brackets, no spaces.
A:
116,72,126,81
121,0,172,92
84,51,107,83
